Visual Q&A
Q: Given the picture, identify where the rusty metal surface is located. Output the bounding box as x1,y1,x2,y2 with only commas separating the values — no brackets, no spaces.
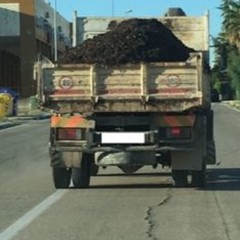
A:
39,54,210,113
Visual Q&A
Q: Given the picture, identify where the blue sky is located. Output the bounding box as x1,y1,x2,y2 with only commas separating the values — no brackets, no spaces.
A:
48,0,223,63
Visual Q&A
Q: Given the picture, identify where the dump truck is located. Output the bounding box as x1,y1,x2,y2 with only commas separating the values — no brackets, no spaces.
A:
35,9,216,188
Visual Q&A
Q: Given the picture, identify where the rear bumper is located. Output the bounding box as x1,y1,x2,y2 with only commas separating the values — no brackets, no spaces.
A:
51,144,195,153
51,129,195,153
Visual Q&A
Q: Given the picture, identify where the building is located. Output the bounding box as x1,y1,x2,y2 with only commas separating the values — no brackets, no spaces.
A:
0,0,71,97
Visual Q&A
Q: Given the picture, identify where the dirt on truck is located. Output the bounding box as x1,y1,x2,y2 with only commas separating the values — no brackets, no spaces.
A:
59,18,195,65
35,8,216,189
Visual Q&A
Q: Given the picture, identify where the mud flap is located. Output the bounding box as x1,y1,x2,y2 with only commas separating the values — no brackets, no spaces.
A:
205,140,216,164
171,150,203,170
205,109,216,164
171,115,206,171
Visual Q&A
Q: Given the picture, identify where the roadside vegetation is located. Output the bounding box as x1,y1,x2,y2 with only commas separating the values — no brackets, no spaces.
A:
212,0,240,100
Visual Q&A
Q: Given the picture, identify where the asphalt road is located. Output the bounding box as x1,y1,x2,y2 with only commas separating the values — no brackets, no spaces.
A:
0,104,240,240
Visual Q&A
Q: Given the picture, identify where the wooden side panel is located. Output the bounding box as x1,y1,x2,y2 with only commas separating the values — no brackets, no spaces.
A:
96,65,142,96
41,54,210,112
44,65,92,97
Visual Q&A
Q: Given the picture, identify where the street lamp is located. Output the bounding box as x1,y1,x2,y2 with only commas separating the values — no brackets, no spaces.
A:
53,0,58,62
125,9,133,16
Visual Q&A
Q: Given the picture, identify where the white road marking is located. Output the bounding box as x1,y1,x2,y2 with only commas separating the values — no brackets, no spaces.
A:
0,190,67,240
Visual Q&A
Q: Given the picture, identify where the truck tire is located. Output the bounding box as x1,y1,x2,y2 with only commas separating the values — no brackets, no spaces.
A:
88,153,99,176
72,154,91,188
172,170,188,187
191,161,206,188
52,167,71,189
91,163,99,176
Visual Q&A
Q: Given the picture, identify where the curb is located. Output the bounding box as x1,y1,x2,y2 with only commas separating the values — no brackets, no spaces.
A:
0,122,19,130
9,114,51,121
0,114,51,130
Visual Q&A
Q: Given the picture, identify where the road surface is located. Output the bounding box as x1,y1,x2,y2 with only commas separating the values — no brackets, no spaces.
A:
0,104,240,240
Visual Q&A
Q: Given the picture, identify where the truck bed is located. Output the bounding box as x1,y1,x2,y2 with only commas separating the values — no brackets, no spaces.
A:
38,53,210,113
74,15,209,62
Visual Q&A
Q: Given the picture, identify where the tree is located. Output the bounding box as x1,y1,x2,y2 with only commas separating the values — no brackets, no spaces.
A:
213,0,240,99
212,33,228,70
227,48,240,99
220,0,240,50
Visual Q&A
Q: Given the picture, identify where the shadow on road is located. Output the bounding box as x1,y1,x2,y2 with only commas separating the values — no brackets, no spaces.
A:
97,172,172,177
205,168,240,191
89,183,173,189
91,168,240,190
88,172,173,189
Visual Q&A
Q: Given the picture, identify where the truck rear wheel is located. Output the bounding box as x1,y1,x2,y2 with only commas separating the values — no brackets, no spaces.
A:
72,154,91,188
91,163,99,176
52,167,71,189
88,153,99,176
172,170,188,187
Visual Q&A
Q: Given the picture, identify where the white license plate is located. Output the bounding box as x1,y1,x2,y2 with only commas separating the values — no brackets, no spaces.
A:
101,132,145,144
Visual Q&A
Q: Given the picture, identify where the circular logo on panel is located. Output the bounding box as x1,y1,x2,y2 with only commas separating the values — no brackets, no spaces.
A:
59,77,73,89
167,75,180,87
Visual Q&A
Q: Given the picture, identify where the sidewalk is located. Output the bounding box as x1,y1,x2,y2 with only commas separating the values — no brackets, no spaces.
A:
0,112,51,130
0,121,18,130
0,97,52,130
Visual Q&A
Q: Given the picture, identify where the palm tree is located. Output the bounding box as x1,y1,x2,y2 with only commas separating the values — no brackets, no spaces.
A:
220,0,240,50
212,33,228,69
217,0,240,99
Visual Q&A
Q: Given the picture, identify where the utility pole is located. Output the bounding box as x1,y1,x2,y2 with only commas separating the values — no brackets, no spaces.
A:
53,0,58,62
112,0,114,16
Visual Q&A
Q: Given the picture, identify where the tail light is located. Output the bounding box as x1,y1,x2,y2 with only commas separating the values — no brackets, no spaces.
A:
57,128,86,140
159,127,191,140
169,127,181,136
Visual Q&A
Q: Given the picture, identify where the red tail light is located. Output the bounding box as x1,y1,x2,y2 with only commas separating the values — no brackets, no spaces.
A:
170,127,181,136
165,127,191,139
57,128,84,140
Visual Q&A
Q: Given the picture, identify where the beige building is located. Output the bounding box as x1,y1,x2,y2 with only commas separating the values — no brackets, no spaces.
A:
0,0,71,96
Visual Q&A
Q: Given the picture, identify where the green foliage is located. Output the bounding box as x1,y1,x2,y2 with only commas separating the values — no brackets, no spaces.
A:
212,34,229,69
219,0,240,48
227,49,240,98
212,0,240,99
211,64,222,91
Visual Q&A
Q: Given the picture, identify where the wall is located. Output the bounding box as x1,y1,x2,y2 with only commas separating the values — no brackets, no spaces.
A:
0,3,20,36
0,2,21,94
0,0,71,97
0,51,21,92
35,0,71,52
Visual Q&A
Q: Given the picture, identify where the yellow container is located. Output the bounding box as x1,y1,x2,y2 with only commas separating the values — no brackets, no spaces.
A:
0,99,5,118
0,93,13,117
